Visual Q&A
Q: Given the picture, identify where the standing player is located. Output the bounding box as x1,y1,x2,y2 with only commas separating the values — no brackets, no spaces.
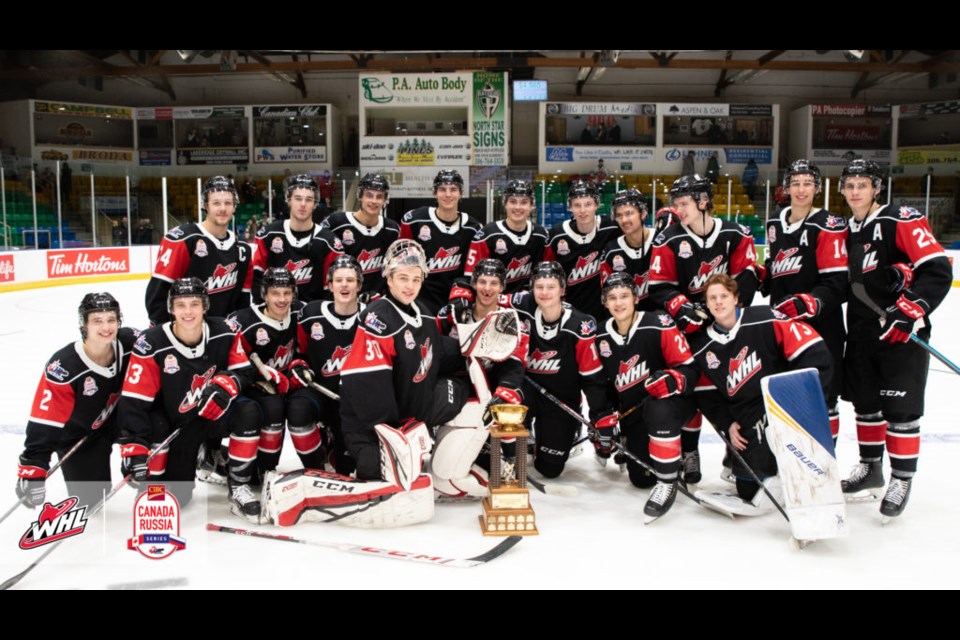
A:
16,293,138,510
596,273,699,520
839,159,951,519
648,174,760,482
291,255,366,475
765,160,848,443
600,188,657,312
321,173,400,298
511,261,611,478
399,170,482,315
118,278,260,520
145,176,252,325
689,274,832,505
251,174,343,304
465,179,548,293
543,179,620,321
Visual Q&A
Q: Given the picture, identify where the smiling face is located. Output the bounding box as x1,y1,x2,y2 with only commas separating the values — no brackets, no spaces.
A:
204,192,236,231
474,274,504,309
569,196,598,233
83,310,119,346
171,296,206,333
533,277,564,311
434,184,462,214
705,282,738,329
505,195,533,227
672,194,706,227
788,174,819,209
613,203,644,237
263,286,294,320
358,189,387,218
328,267,361,306
603,286,638,324
387,265,424,306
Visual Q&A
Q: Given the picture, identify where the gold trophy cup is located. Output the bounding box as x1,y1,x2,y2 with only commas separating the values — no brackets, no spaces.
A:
480,404,538,536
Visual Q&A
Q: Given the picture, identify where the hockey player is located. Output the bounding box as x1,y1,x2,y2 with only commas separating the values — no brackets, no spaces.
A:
144,176,252,325
321,173,400,297
16,293,138,510
764,160,848,442
118,278,260,521
543,179,620,320
596,273,699,520
648,174,760,482
600,188,658,312
339,239,468,480
290,255,366,475
251,174,343,304
464,179,548,294
399,170,483,314
511,261,611,478
689,274,832,505
839,159,951,519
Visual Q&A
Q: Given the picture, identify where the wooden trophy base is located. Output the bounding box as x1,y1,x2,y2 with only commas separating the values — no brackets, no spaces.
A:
479,496,539,536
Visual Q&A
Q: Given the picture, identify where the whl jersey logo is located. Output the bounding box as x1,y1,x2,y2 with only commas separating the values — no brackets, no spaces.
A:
427,247,462,273
321,345,351,377
413,338,434,383
861,243,879,273
179,366,217,413
267,342,294,370
91,392,121,430
771,248,802,277
726,347,762,395
527,348,561,374
206,263,239,294
358,248,384,274
19,497,89,550
568,252,601,285
615,355,650,391
284,259,313,284
688,256,728,294
506,256,532,282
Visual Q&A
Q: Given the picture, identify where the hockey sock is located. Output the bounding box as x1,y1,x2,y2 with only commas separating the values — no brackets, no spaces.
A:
257,423,284,474
649,434,681,481
680,411,702,454
148,443,169,478
829,402,840,445
886,419,920,478
855,412,886,463
228,427,260,485
289,422,325,470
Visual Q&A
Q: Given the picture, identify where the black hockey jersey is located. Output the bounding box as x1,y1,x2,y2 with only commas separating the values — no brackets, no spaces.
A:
689,306,832,430
846,202,951,333
297,300,365,395
22,327,139,466
510,291,607,420
321,210,401,296
145,222,253,325
648,218,759,309
251,219,343,303
119,318,253,443
227,302,303,373
596,312,697,410
465,220,549,293
543,216,620,320
600,232,657,312
399,206,483,314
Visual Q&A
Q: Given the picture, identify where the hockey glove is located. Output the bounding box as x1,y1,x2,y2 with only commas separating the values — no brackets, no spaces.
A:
198,373,240,421
288,359,314,391
879,295,927,344
119,443,150,483
774,293,820,320
483,386,523,423
644,369,686,399
590,411,620,459
449,278,475,323
15,459,48,507
666,295,706,334
258,363,289,395
886,263,914,293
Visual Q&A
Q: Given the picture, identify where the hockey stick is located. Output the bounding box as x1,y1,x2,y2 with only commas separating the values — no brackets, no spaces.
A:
1,432,95,526
710,424,790,523
850,282,960,376
206,523,522,568
1,427,182,591
249,352,342,401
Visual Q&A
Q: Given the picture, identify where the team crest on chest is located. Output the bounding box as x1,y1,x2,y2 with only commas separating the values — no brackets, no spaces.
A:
82,376,98,396
404,329,416,350
706,351,720,369
495,238,508,255
726,346,762,394
270,237,284,254
418,225,432,242
768,227,777,244
342,229,355,246
310,322,324,340
679,241,693,259
599,339,612,357
612,255,626,271
194,239,208,257
164,354,180,374
557,240,570,256
256,328,270,346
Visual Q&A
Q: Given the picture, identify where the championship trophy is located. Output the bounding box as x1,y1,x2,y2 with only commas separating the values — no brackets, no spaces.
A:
480,404,538,536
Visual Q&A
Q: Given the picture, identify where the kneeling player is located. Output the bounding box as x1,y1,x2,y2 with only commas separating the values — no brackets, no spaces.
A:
16,293,137,510
118,278,258,520
596,273,698,520
688,274,832,505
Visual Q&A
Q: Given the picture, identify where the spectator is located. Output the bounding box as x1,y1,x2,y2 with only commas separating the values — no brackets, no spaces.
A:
112,218,127,246
133,217,154,245
681,150,696,176
742,159,760,201
245,214,260,241
706,152,721,184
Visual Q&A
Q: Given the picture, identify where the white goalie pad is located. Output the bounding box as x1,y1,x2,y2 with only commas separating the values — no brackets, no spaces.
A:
261,469,434,528
458,309,520,362
377,421,432,492
433,464,490,500
431,404,489,480
694,478,783,517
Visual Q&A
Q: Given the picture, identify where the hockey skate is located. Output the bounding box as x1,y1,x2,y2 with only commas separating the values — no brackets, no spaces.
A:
197,442,228,486
681,451,702,486
720,450,735,484
643,480,678,524
880,477,912,523
841,461,884,503
229,481,262,524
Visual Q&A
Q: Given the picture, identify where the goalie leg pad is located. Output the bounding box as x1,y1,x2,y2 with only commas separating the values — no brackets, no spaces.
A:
262,469,434,528
430,402,489,480
432,464,490,500
376,422,433,491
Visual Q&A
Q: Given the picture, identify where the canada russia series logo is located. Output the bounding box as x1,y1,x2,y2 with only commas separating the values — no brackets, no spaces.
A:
128,484,185,560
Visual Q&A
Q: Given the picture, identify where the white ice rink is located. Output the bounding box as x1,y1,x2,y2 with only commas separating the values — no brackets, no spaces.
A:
1,279,958,589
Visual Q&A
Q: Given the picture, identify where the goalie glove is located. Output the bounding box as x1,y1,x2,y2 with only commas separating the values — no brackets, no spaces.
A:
288,359,314,391
666,295,706,334
886,263,914,293
879,295,927,344
198,373,240,421
590,411,620,459
774,293,820,320
644,369,686,399
16,458,49,507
